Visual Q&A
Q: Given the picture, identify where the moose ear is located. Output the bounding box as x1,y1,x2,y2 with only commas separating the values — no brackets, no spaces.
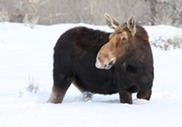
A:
105,13,120,30
127,16,136,36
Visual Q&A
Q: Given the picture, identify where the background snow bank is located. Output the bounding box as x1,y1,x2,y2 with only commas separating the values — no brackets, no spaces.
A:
0,23,182,127
146,25,182,50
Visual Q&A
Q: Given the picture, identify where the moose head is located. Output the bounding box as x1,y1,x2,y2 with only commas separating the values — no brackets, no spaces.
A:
95,13,138,70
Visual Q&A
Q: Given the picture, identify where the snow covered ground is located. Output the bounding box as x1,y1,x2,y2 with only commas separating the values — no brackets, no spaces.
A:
0,22,182,127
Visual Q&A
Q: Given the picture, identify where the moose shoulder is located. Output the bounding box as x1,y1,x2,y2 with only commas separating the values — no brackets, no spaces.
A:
48,13,154,104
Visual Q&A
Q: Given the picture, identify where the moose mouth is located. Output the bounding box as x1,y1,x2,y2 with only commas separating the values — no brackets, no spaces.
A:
95,57,116,70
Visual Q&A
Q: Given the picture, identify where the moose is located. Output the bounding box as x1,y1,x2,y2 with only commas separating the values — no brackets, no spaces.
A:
48,13,154,104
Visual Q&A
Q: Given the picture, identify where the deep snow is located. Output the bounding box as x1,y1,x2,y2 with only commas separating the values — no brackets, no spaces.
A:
0,22,182,127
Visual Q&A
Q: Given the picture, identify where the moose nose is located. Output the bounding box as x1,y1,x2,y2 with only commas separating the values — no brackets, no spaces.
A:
95,59,114,70
103,61,114,70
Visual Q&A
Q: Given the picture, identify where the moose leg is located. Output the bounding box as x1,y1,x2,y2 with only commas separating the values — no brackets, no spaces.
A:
48,85,68,103
82,92,93,101
48,73,73,104
137,69,153,100
137,76,153,100
137,89,152,100
73,80,93,101
119,90,132,104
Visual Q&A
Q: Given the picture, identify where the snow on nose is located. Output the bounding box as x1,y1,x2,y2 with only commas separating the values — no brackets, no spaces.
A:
95,56,102,69
95,56,113,70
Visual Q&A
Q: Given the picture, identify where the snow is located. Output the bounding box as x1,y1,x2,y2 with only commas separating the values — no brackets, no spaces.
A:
0,22,182,127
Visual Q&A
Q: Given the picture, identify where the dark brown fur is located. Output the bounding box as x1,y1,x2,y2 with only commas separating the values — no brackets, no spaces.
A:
48,15,154,104
96,20,154,103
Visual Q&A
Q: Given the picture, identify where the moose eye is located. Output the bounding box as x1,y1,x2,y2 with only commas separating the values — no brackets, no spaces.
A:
121,37,127,43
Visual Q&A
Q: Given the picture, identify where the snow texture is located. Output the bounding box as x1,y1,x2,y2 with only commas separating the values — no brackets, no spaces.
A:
0,23,182,127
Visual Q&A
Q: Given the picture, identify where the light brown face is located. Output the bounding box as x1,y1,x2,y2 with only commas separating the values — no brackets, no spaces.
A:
95,13,136,70
95,29,130,70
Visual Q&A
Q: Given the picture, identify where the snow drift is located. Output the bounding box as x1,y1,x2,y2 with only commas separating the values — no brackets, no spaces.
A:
0,23,182,127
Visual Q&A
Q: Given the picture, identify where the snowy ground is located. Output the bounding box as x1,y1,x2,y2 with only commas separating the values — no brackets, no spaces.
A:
0,22,182,127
